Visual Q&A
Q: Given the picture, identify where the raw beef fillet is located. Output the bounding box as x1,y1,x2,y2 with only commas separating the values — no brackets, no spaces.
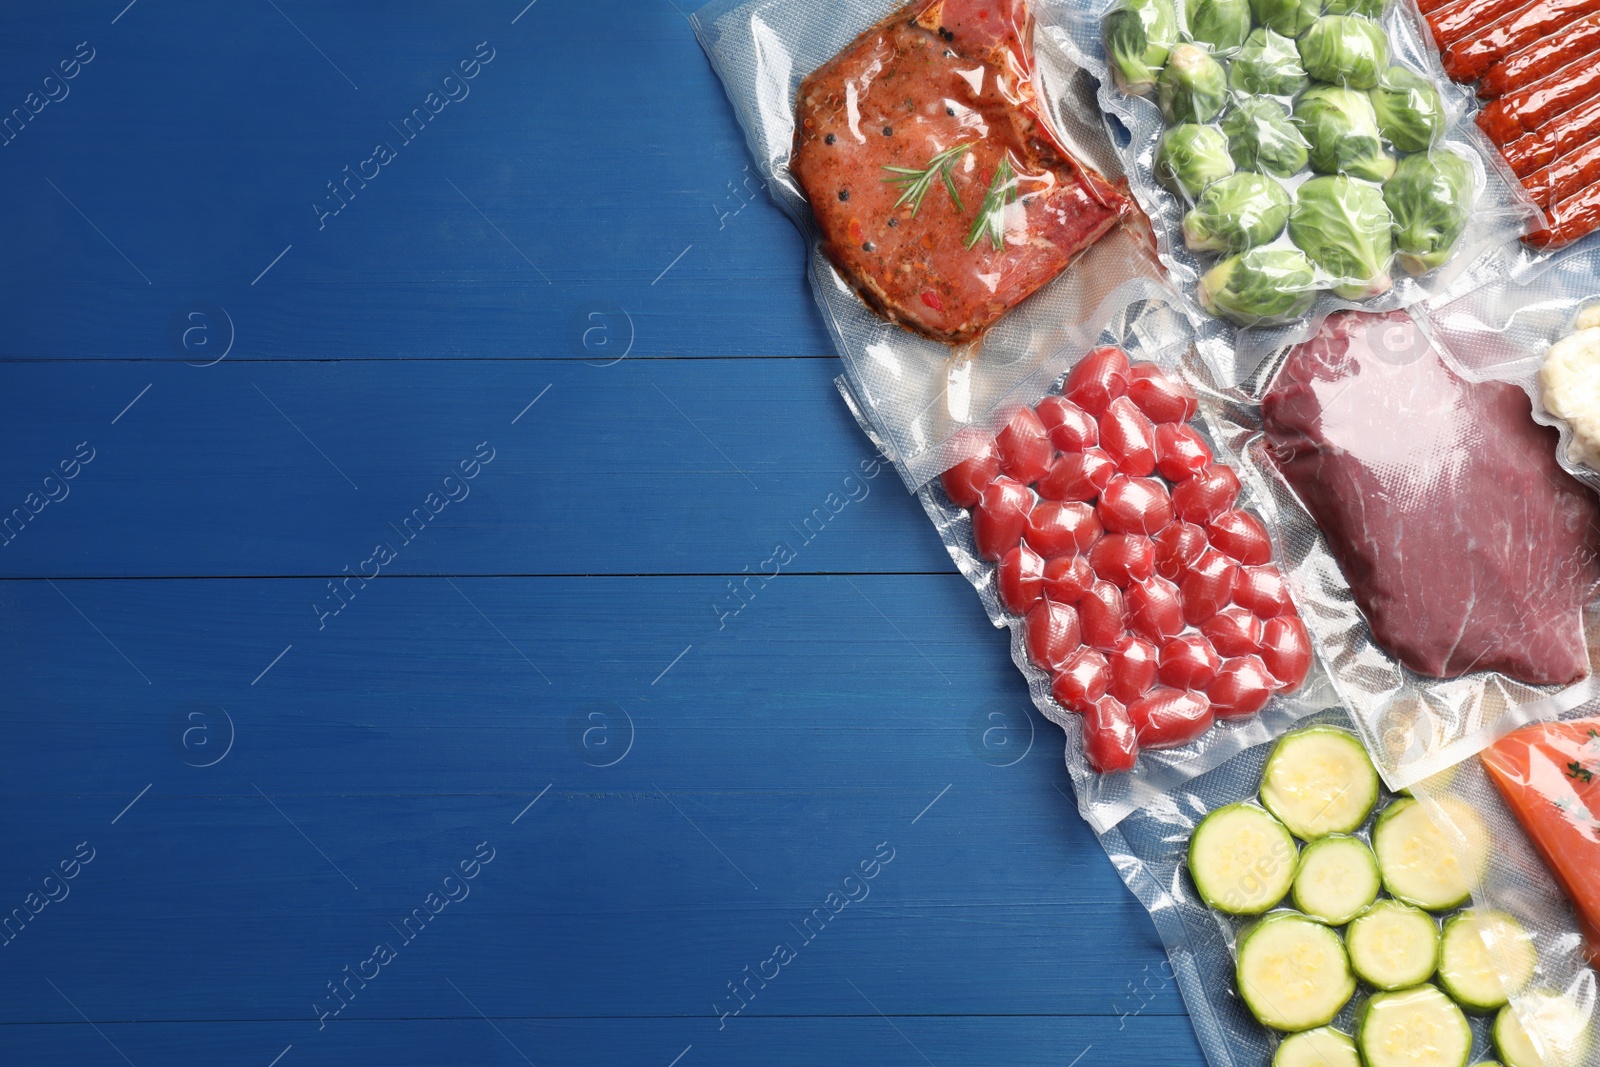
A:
791,0,1131,345
1262,311,1600,685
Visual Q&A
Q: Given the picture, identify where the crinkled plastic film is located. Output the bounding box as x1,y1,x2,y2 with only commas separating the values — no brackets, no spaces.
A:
691,0,1172,491
1050,0,1543,384
1101,705,1600,1067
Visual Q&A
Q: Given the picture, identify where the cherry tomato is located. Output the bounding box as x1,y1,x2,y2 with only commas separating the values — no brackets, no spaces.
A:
1024,600,1081,674
1078,580,1127,651
1127,687,1214,748
1098,475,1173,536
1082,695,1139,773
1259,616,1311,691
1154,423,1213,482
1152,521,1208,580
1171,464,1241,524
1233,565,1294,618
1125,576,1185,644
1179,549,1239,626
1038,449,1115,502
1089,533,1156,588
1042,554,1096,604
997,544,1045,615
1107,636,1159,705
1158,633,1222,690
1207,655,1275,718
1036,395,1099,453
1064,346,1131,417
1025,501,1101,558
1207,510,1272,566
1201,604,1265,657
1098,396,1158,476
973,478,1033,561
1127,364,1198,424
940,441,1000,509
1051,647,1109,714
996,406,1052,485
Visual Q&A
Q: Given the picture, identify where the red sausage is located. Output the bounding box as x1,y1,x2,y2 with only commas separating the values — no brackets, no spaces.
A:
1501,95,1600,176
1526,179,1600,248
1479,10,1600,96
1447,0,1600,85
1428,0,1532,48
1523,139,1600,209
1477,58,1600,146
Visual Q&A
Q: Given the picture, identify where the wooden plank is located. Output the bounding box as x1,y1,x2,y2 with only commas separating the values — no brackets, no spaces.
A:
0,357,956,577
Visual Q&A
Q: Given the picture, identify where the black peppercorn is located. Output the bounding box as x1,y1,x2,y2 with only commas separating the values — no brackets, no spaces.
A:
838,189,849,201
945,106,955,116
882,125,893,136
863,242,875,252
824,133,836,145
887,218,899,228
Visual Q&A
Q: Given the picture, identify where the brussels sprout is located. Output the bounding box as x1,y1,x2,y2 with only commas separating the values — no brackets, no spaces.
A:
1324,0,1390,15
1158,44,1229,125
1383,149,1473,275
1248,0,1320,38
1155,124,1237,198
1297,16,1390,90
1229,28,1309,96
1288,175,1396,299
1198,248,1319,325
1369,67,1446,153
1293,85,1396,182
1223,98,1311,177
1183,173,1294,252
1187,0,1253,51
1104,0,1181,95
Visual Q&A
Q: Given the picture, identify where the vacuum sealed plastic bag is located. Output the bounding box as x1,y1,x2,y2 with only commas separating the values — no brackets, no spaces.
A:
1051,0,1541,374
1100,705,1600,1067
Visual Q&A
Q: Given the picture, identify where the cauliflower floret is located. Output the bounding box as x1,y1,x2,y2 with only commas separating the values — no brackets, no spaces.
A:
1540,326,1600,470
1579,304,1600,332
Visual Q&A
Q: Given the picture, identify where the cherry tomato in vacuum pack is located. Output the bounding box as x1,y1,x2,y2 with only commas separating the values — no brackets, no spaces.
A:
1127,687,1214,748
1024,600,1081,674
1051,646,1110,714
1107,636,1160,705
1064,346,1131,416
997,544,1045,615
1043,554,1097,604
1038,449,1116,502
941,441,1001,508
1098,475,1173,535
1127,364,1198,424
974,478,1033,560
996,407,1052,484
1083,695,1139,773
1098,397,1159,477
1036,395,1099,453
1026,500,1102,557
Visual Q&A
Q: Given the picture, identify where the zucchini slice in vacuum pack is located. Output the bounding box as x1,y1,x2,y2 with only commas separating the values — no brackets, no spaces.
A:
1495,991,1593,1067
1190,802,1298,915
1261,726,1381,840
1438,910,1536,1012
1292,834,1381,925
1347,900,1440,990
1273,1026,1361,1067
1358,984,1472,1067
1372,796,1489,911
1237,912,1357,1032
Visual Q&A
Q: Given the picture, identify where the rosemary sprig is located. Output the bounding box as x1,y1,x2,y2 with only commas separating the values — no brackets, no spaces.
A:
880,142,972,216
965,155,1017,251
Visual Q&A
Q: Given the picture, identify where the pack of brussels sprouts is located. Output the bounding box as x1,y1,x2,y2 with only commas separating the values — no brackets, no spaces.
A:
1058,0,1539,358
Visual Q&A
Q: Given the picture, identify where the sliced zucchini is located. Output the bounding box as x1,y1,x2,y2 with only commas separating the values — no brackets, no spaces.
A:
1273,1026,1361,1067
1358,984,1472,1067
1292,835,1380,925
1190,802,1298,915
1237,912,1357,1032
1261,726,1381,840
1495,992,1593,1067
1347,900,1440,990
1439,911,1537,1012
1373,796,1490,911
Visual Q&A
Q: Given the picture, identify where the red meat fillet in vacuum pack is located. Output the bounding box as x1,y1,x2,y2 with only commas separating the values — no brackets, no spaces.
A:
1262,312,1600,684
791,0,1131,345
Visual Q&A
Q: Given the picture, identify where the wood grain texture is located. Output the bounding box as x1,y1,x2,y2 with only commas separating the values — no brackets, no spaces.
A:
0,0,1209,1064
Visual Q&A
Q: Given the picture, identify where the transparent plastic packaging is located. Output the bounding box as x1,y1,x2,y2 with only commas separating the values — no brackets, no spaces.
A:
1098,706,1600,1067
1051,0,1542,377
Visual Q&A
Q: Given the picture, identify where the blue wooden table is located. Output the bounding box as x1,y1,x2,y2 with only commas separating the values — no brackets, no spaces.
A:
0,2,1203,1063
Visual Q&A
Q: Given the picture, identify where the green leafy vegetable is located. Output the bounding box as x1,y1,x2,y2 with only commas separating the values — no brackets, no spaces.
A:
1155,124,1236,198
1223,98,1311,178
965,154,1017,250
1229,28,1309,97
1198,247,1318,324
881,143,972,216
1369,67,1446,153
1103,0,1181,95
1296,15,1390,90
1289,174,1396,299
1324,0,1390,16
1383,149,1473,275
1293,85,1396,182
1183,172,1293,252
1248,0,1320,39
1158,44,1229,125
1188,0,1253,51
